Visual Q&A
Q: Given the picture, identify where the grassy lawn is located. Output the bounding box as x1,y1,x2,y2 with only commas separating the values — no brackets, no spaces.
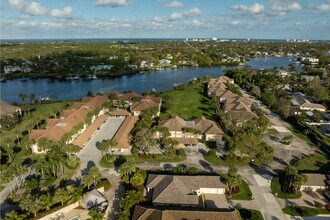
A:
238,208,264,220
53,164,80,187
1,101,75,183
288,127,314,145
266,128,279,135
205,155,251,165
221,174,253,200
1,101,74,144
204,155,268,166
160,83,215,120
231,180,253,200
271,176,301,199
283,206,330,216
99,154,187,168
293,149,330,173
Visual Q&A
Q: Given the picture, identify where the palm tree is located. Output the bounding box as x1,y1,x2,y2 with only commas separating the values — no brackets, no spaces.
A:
29,93,36,104
63,144,80,158
89,210,104,220
119,161,136,183
68,186,84,203
130,172,144,187
98,140,110,158
226,176,242,195
49,95,57,102
19,197,42,217
40,194,53,211
228,165,239,177
187,167,198,175
171,165,185,174
4,211,27,220
82,167,102,189
18,93,27,105
3,137,14,163
54,188,70,205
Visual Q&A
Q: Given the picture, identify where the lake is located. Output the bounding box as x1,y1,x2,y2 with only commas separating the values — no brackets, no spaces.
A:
0,56,300,103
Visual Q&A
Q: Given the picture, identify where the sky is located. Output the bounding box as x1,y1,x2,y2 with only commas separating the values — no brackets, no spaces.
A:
1,0,330,40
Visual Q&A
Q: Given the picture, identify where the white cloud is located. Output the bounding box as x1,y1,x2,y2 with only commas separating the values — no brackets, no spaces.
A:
9,0,48,16
269,0,302,15
51,6,72,17
170,7,202,21
95,0,127,7
165,1,183,8
310,0,330,12
153,16,162,22
231,3,264,14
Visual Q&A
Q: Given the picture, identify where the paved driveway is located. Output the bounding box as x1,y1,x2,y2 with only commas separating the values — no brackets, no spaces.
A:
73,117,124,179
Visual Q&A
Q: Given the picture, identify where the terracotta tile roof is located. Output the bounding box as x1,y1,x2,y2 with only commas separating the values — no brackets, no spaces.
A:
46,118,61,128
130,99,159,112
117,92,143,102
72,103,84,109
158,116,186,131
303,173,328,186
72,114,109,148
112,116,139,149
0,100,21,116
83,95,108,109
61,109,75,118
146,174,226,206
132,206,240,220
143,95,162,104
29,129,47,140
29,96,108,142
110,109,130,116
82,96,93,103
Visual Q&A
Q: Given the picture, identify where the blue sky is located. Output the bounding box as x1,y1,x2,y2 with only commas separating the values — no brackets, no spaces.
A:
1,0,330,39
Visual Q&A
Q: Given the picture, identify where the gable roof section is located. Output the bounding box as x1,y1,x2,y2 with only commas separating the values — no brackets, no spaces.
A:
0,100,20,116
131,99,159,112
29,95,108,142
194,116,223,135
303,173,328,186
110,109,130,116
82,189,107,209
146,175,226,206
298,99,327,110
112,116,139,149
158,116,186,131
72,114,109,148
132,206,240,220
83,95,108,109
118,92,143,102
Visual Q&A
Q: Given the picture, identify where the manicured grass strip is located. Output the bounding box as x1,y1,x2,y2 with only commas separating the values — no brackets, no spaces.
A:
221,174,253,201
238,208,264,220
230,180,253,200
99,154,186,168
99,158,115,168
283,206,330,216
270,176,301,199
288,127,314,145
293,149,330,173
160,83,215,120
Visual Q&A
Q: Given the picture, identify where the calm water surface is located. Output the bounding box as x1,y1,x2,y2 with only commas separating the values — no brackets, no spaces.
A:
0,57,300,103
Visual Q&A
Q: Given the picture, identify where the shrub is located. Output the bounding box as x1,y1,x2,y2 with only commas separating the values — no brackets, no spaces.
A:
207,149,217,158
314,201,323,208
176,149,186,157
